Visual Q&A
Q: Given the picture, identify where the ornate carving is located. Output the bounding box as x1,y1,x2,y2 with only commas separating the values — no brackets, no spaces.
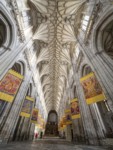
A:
11,0,25,42
23,51,31,71
84,2,103,43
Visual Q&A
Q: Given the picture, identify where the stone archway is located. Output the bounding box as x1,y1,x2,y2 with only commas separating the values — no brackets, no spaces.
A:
0,3,17,55
0,61,25,118
82,64,113,138
102,20,113,59
0,19,6,47
45,110,58,136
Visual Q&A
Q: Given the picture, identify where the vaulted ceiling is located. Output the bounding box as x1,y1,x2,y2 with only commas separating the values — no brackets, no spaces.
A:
29,0,86,112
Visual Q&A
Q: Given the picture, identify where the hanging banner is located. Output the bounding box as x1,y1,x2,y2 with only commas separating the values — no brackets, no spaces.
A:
31,108,38,124
36,124,41,129
61,120,64,129
70,98,80,119
0,70,23,102
0,99,7,112
62,116,66,125
80,72,106,104
59,120,63,131
42,121,45,130
20,96,34,118
41,118,45,129
38,113,42,127
58,124,60,131
65,109,72,125
62,116,66,129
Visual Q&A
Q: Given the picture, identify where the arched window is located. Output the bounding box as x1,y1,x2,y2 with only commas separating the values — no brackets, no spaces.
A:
0,19,6,47
49,112,57,122
0,61,25,116
82,64,92,75
45,110,58,135
82,64,109,111
94,12,113,62
81,64,111,137
102,21,113,59
0,3,17,55
11,61,25,76
81,15,89,31
26,83,32,97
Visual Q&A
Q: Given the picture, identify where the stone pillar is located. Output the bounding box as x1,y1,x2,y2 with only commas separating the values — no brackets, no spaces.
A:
15,117,25,141
66,125,72,142
0,40,31,78
90,53,113,112
29,124,35,140
19,118,30,141
89,104,106,138
78,118,86,143
78,38,113,112
0,103,12,132
72,119,84,142
26,124,31,140
0,73,32,144
74,71,99,145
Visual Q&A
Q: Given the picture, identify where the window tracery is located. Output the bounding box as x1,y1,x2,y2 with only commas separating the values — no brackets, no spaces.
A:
0,19,6,47
102,21,113,58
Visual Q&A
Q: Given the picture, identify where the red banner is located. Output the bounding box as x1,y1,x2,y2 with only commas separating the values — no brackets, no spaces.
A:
70,98,80,119
31,108,38,124
0,70,23,102
80,72,106,104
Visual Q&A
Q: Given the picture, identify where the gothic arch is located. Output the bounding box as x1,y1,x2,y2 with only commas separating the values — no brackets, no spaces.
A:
92,8,113,60
0,61,26,122
26,83,33,97
48,110,58,122
82,64,92,76
81,63,112,138
11,61,25,76
0,2,17,55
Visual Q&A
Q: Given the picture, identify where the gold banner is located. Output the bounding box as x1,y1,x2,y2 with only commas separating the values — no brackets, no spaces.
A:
38,114,42,127
63,125,66,129
65,109,72,125
36,124,40,128
42,121,45,129
70,98,80,119
20,96,34,118
62,116,67,129
31,108,38,124
80,72,106,104
59,120,64,131
62,116,66,126
0,69,23,102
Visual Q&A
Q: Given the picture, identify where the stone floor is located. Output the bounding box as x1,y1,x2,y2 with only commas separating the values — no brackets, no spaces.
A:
0,137,113,150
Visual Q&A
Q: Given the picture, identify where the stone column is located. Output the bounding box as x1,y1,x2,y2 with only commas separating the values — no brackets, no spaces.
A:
78,38,113,112
72,66,99,145
19,118,30,141
0,39,31,79
15,117,25,141
66,125,72,142
0,73,32,144
29,124,35,140
89,104,106,138
0,103,12,131
72,119,80,142
26,124,31,140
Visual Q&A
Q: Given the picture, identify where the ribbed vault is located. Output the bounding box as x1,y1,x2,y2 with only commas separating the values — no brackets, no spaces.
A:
29,0,86,112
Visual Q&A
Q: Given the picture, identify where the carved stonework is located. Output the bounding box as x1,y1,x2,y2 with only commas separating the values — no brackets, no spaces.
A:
23,51,31,71
84,2,103,44
11,0,25,42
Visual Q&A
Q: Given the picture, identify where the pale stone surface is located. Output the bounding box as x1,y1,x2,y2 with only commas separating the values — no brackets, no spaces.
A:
0,138,112,150
0,0,113,146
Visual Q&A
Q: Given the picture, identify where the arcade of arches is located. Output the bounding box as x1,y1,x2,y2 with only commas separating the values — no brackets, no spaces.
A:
0,0,113,150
